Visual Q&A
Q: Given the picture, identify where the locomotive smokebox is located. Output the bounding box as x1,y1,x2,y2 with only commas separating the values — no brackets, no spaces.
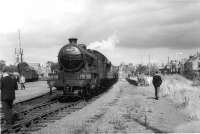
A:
68,38,78,45
58,38,84,72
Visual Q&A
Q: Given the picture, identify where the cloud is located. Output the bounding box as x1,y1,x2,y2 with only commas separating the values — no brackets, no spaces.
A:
0,0,200,64
68,0,200,49
1,0,199,49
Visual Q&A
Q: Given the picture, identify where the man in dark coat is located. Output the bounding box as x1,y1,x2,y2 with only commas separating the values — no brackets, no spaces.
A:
152,71,162,100
0,73,2,88
11,74,19,90
1,72,18,125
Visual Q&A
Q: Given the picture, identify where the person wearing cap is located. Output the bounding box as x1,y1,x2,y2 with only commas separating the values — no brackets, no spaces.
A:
1,72,18,125
152,71,162,100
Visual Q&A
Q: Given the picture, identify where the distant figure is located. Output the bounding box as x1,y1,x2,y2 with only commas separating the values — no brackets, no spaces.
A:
1,72,18,125
47,80,54,94
137,73,145,86
152,71,162,100
20,75,25,90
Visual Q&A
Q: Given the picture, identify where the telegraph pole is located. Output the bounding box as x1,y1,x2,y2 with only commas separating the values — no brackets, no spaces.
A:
148,54,151,76
15,29,24,74
168,57,170,64
18,29,23,63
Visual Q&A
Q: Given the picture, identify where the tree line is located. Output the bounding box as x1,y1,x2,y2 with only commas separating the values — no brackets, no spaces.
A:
0,60,18,73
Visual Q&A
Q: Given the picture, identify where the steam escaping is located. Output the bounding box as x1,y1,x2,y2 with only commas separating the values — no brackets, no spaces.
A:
88,34,119,51
87,34,121,65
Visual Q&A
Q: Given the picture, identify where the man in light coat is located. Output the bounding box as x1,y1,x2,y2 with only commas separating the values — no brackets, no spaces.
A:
20,75,25,90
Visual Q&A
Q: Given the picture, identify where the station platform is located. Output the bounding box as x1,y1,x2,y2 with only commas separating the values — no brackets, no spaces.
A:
0,81,54,108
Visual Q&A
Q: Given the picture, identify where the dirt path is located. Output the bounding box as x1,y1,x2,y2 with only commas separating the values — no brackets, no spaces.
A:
32,80,193,134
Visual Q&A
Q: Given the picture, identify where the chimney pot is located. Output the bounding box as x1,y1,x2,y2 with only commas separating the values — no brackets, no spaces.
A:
68,38,78,45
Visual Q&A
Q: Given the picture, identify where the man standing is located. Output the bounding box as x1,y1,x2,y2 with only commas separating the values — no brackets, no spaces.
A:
47,80,54,94
152,71,162,100
1,72,18,125
20,75,25,90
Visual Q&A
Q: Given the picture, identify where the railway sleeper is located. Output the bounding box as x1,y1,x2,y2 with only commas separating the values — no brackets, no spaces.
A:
1,101,59,126
2,101,83,134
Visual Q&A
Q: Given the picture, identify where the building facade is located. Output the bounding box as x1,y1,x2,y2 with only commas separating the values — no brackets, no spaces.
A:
184,55,200,72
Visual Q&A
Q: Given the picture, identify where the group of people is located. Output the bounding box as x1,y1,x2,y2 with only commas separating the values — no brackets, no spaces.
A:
0,72,26,125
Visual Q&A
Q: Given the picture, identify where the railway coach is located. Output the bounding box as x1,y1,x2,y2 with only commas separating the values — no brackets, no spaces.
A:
17,62,39,82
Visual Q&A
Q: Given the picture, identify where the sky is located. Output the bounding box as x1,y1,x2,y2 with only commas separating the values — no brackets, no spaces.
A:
0,0,200,66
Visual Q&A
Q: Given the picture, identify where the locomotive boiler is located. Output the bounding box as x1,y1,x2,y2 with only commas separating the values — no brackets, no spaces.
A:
54,38,118,98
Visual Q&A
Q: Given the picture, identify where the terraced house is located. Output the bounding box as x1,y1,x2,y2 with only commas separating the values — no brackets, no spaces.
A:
184,53,200,79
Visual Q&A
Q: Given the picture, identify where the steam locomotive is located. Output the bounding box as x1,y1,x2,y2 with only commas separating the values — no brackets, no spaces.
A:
54,38,118,98
17,62,39,82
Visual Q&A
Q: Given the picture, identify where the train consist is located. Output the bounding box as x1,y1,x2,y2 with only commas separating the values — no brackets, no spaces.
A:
54,38,118,98
17,62,39,82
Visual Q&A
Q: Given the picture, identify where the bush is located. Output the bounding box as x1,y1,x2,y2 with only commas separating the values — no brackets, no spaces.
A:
161,75,200,120
183,71,200,81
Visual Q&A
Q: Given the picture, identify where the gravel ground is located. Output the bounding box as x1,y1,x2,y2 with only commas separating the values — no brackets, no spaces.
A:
31,78,198,134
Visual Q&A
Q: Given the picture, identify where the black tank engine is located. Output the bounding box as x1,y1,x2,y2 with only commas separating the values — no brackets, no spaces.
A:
54,38,118,98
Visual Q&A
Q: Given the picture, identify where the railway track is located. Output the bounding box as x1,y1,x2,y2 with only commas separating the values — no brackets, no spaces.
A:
1,86,113,134
1,98,87,134
0,90,59,123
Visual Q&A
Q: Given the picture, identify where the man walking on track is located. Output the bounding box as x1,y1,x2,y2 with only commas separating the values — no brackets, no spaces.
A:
1,72,18,125
152,71,162,100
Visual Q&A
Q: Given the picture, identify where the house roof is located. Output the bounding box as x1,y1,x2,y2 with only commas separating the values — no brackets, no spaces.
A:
186,55,200,63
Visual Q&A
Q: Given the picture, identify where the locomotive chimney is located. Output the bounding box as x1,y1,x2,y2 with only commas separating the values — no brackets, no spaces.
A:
68,38,78,45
